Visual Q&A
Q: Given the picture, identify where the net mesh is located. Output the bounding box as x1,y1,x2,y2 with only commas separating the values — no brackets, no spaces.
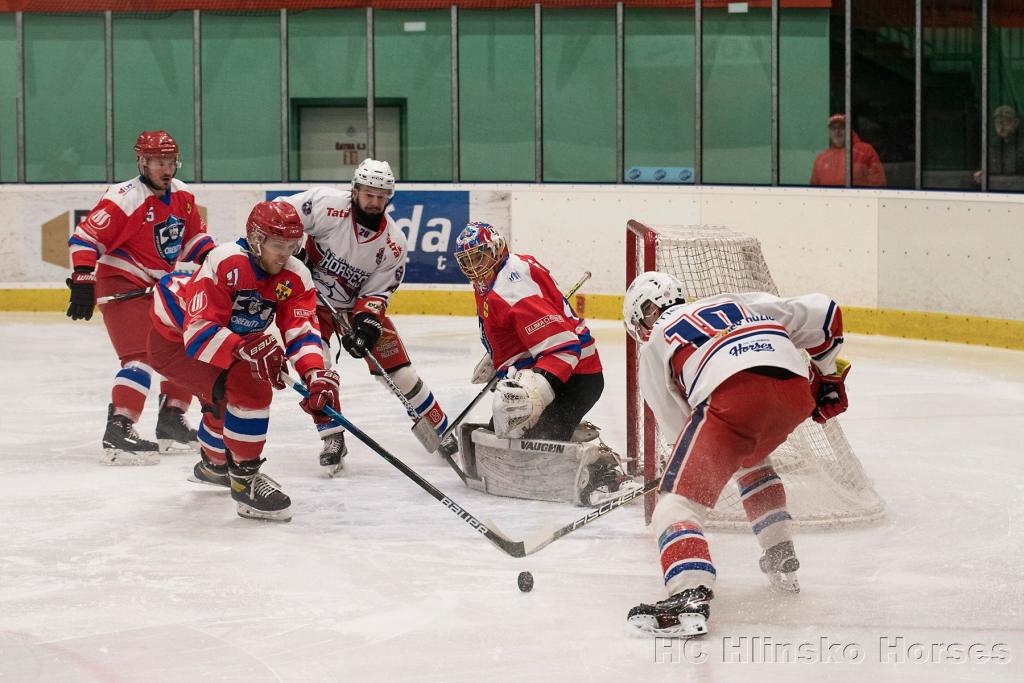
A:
637,223,885,530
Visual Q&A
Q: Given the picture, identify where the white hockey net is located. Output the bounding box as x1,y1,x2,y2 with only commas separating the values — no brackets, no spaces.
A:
626,221,885,530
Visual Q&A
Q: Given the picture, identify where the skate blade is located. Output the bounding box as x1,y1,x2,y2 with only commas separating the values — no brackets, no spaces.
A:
187,473,230,488
159,438,199,455
322,459,345,478
626,613,708,638
101,448,159,466
767,572,800,593
236,503,292,522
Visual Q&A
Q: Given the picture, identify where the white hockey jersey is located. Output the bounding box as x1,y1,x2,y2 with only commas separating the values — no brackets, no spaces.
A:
275,187,406,316
639,291,844,440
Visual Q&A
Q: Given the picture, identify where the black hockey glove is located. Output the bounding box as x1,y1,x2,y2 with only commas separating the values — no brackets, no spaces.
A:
66,268,97,321
342,312,383,359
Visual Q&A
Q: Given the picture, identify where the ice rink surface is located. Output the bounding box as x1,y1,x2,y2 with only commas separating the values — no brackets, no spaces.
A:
1,313,1022,682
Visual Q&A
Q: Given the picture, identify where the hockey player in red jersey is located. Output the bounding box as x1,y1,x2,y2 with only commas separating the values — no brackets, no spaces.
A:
147,201,340,522
622,272,851,638
274,158,457,464
453,222,604,441
66,130,215,465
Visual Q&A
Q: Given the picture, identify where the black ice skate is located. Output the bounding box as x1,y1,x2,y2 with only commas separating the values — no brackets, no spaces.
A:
188,451,230,488
155,394,199,454
626,586,713,638
759,540,801,593
102,404,159,466
229,458,291,522
319,433,348,476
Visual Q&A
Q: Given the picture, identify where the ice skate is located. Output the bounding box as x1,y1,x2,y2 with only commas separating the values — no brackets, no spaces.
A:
229,459,291,522
626,586,713,638
101,404,159,466
759,540,801,593
155,394,199,454
188,451,230,488
319,433,348,476
578,446,640,506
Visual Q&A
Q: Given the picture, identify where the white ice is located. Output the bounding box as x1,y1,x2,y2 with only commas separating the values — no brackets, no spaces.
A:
1,314,1022,682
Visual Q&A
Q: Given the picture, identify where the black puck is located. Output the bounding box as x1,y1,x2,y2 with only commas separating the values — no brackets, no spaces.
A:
517,570,534,592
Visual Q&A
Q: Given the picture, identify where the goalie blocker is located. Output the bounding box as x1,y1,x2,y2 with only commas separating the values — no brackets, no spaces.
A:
455,422,641,507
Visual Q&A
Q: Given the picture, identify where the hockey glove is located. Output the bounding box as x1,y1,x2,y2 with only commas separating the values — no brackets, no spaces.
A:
234,333,287,389
66,268,97,321
301,368,341,416
810,357,851,424
341,312,383,359
493,369,556,438
471,353,495,384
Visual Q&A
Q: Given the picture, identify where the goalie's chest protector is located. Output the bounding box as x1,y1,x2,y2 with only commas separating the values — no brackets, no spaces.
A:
474,255,571,373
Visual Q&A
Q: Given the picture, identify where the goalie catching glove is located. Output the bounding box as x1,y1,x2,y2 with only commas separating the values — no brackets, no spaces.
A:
342,312,383,359
234,333,287,389
810,357,851,424
493,368,556,438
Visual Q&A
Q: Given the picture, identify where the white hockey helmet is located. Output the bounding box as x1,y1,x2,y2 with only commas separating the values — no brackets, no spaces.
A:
623,271,686,342
352,158,395,197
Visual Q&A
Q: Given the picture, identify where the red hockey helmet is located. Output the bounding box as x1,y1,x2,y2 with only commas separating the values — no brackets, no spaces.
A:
134,130,179,158
455,222,508,281
246,201,304,258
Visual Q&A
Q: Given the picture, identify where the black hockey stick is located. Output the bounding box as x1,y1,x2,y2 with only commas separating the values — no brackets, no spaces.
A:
96,286,153,304
282,371,655,558
316,293,442,453
282,371,527,557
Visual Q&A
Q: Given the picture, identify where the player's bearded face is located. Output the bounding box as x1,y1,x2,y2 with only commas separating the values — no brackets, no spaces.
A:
141,155,178,191
634,301,661,342
257,236,301,275
352,186,389,229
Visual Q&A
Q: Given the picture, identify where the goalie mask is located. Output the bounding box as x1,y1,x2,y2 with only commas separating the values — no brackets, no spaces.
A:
623,271,686,342
455,222,508,281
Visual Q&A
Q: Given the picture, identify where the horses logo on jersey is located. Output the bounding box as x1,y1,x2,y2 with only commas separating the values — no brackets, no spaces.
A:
375,247,385,266
229,289,276,334
274,281,293,301
301,199,313,215
154,215,186,263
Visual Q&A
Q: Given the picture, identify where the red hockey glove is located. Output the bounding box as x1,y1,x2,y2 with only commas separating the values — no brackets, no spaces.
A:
65,269,97,321
810,358,851,424
341,312,383,359
234,333,286,389
301,368,341,416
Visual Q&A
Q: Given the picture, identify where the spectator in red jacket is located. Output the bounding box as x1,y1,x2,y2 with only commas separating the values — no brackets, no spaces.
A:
810,114,887,188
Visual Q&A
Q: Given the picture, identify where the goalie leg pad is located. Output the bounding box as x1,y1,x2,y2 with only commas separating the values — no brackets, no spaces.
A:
465,429,636,506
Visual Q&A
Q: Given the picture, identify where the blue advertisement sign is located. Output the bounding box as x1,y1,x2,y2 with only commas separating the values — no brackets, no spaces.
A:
265,189,470,284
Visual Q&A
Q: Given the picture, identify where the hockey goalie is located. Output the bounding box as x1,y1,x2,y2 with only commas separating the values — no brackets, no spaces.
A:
450,222,640,507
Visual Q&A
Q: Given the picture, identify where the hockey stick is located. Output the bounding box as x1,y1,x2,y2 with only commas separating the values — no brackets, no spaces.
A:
316,294,443,453
281,371,527,557
283,370,656,558
439,269,593,444
96,286,153,304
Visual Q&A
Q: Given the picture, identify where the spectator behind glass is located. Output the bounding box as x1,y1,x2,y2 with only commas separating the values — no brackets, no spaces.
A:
810,114,887,188
975,105,1024,191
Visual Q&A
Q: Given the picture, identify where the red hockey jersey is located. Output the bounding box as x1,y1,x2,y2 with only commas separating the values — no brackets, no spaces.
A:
474,254,601,383
151,240,325,379
69,176,215,286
